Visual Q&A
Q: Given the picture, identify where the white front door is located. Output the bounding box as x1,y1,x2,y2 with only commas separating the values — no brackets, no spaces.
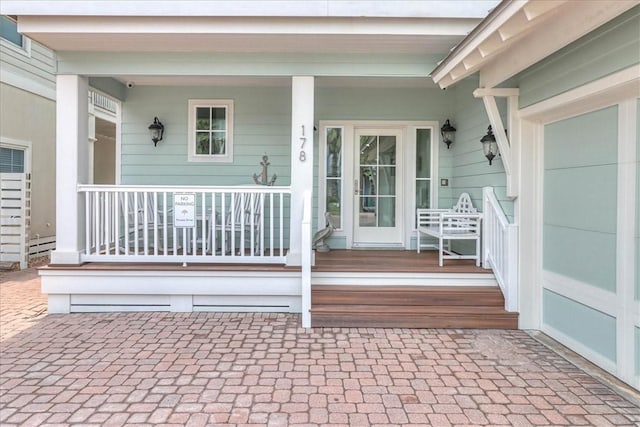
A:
353,128,403,246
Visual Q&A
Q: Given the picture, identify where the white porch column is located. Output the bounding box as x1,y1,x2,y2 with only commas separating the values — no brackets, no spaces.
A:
50,75,89,265
287,76,315,266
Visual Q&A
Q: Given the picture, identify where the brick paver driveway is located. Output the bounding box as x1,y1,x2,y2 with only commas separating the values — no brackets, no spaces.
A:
1,268,639,426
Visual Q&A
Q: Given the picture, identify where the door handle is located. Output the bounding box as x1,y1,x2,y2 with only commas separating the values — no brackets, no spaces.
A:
354,179,359,195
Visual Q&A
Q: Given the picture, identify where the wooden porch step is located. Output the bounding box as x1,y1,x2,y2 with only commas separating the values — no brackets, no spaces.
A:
312,285,505,307
311,285,518,329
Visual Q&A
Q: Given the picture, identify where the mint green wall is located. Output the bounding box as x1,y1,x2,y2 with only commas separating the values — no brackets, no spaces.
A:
449,77,512,219
121,85,292,186
543,289,617,363
543,106,618,292
517,6,640,108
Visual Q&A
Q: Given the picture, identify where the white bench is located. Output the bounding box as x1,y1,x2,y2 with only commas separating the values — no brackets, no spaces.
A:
416,193,482,267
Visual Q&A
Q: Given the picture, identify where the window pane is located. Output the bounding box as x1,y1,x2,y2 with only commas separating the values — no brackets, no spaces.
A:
360,136,377,165
360,166,377,196
326,178,341,229
326,128,342,178
378,167,395,195
0,16,22,47
196,108,210,130
212,132,226,155
196,133,210,154
378,197,396,227
416,180,430,209
379,136,396,165
416,129,431,178
0,147,24,173
211,107,226,130
359,197,376,227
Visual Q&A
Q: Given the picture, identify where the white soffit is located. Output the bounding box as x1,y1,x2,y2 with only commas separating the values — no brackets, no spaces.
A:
14,16,481,54
1,1,498,18
431,0,639,89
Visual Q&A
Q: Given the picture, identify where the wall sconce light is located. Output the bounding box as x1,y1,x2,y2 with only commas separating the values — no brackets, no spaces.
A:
148,117,164,146
440,119,456,149
480,125,499,165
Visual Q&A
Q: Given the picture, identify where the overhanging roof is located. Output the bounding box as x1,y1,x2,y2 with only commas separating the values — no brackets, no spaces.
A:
0,1,499,55
431,0,639,89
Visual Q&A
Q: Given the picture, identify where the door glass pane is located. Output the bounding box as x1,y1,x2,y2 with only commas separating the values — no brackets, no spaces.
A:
378,197,396,227
416,180,430,209
326,128,342,178
416,129,431,178
359,197,376,227
326,178,341,229
378,167,395,195
379,136,396,165
360,136,377,165
360,166,377,196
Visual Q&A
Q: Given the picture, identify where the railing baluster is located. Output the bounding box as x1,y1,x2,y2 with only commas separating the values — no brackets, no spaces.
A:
279,192,284,256
269,193,274,257
85,191,91,255
211,192,217,256
143,192,149,255
153,192,158,256
105,191,110,255
201,192,206,256
115,191,120,256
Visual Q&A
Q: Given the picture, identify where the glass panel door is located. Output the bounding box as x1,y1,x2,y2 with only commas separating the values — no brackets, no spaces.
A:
353,128,403,246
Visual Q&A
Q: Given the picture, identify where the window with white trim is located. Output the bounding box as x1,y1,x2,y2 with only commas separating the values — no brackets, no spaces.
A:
0,147,25,173
0,16,22,47
187,99,234,163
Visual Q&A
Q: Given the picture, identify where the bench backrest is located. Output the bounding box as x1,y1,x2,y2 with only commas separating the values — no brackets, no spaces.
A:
451,193,477,214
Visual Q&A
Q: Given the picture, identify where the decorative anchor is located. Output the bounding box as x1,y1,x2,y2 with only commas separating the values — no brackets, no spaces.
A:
253,154,277,186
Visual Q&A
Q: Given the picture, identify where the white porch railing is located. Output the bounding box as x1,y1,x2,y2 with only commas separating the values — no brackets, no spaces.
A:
79,185,291,264
482,186,518,312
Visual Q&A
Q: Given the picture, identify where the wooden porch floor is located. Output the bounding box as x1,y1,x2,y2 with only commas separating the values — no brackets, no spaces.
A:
313,249,489,274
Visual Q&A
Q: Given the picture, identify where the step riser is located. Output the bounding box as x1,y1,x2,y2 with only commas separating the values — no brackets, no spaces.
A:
312,314,518,329
312,292,504,307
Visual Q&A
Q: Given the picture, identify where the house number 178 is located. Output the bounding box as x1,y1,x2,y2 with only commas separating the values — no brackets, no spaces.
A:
299,125,307,162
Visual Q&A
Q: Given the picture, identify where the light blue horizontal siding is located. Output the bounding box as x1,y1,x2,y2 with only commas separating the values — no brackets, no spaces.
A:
543,289,617,363
58,52,441,78
448,77,511,220
517,6,640,108
121,85,292,187
543,106,618,292
0,40,56,84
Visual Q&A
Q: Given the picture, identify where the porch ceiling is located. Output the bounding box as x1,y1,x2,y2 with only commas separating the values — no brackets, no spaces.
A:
14,16,482,55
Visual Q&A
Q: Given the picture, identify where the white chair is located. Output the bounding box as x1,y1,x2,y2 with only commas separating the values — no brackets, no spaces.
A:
119,192,172,252
216,192,263,255
416,193,482,266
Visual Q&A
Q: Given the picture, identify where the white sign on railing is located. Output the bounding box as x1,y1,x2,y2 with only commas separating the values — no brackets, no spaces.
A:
174,193,195,228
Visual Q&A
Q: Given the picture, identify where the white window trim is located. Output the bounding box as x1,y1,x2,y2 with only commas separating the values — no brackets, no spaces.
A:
187,99,234,163
0,33,31,57
0,137,32,173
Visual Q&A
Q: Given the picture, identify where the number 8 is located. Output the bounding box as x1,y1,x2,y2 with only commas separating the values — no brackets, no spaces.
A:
299,151,306,162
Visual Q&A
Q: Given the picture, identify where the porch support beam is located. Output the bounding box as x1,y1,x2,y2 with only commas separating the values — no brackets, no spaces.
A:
473,88,520,198
50,75,89,265
288,76,315,266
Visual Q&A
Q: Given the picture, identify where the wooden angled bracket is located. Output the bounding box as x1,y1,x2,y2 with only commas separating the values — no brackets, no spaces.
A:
473,88,520,199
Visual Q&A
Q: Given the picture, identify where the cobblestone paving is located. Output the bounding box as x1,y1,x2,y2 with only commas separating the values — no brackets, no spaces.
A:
1,269,639,426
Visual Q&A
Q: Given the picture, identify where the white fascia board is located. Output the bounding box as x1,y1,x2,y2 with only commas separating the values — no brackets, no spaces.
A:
16,16,477,37
1,1,498,18
430,0,529,85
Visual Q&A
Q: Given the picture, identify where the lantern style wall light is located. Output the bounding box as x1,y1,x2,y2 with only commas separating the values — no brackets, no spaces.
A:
440,119,456,149
480,125,499,165
148,117,164,146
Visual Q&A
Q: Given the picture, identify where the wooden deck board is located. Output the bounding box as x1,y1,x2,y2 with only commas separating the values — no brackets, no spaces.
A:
313,249,489,274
